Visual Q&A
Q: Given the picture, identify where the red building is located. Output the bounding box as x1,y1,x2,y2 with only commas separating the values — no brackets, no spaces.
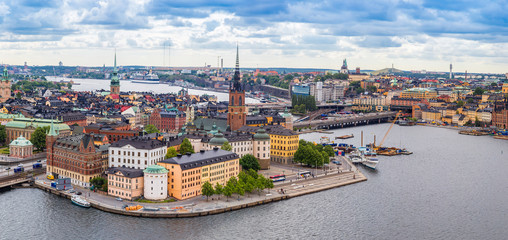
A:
149,108,186,133
84,122,138,143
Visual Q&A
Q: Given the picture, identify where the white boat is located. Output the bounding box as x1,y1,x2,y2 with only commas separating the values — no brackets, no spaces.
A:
349,154,363,163
71,195,91,208
361,158,379,170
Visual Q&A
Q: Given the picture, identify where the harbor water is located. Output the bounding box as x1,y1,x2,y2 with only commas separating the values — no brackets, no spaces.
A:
45,77,259,103
1,124,507,239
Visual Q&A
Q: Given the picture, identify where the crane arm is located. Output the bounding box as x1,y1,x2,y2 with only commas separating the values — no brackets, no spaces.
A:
378,111,401,148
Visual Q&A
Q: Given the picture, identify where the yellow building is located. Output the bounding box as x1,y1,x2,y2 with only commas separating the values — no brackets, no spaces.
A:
422,110,442,122
268,126,299,164
158,148,239,200
400,88,437,99
503,82,508,94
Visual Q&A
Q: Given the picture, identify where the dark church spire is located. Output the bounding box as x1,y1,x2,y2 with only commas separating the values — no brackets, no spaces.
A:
231,44,242,91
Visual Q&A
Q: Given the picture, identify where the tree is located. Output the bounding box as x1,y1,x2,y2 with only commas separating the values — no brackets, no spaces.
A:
473,87,485,96
239,154,261,171
179,138,194,154
90,177,107,191
15,92,22,99
221,141,232,151
31,126,50,151
223,177,236,201
201,181,214,201
456,100,465,108
165,147,178,159
144,124,160,134
0,125,6,146
214,182,223,199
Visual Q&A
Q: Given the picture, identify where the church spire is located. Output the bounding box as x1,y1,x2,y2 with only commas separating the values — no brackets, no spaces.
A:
2,66,7,81
48,119,58,136
232,44,242,91
114,50,117,72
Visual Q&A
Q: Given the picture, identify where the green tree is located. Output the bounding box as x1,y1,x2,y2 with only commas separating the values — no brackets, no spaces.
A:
456,100,465,108
201,181,214,201
214,182,223,199
179,138,195,154
15,92,22,99
0,125,6,145
235,181,245,199
473,87,485,96
223,177,237,201
165,147,178,159
239,154,261,171
144,124,160,134
254,176,266,195
221,141,232,151
90,177,107,191
31,126,50,151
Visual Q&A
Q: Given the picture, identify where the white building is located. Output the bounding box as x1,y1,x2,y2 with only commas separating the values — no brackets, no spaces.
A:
109,138,167,170
143,165,168,200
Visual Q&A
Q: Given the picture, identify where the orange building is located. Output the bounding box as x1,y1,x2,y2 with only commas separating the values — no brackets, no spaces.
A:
227,46,246,131
158,148,239,200
107,167,144,200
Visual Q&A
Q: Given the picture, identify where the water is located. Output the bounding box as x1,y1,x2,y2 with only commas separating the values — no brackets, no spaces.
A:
45,77,259,103
1,124,507,240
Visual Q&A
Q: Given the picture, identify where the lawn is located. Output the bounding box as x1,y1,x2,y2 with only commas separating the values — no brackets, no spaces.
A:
0,147,9,155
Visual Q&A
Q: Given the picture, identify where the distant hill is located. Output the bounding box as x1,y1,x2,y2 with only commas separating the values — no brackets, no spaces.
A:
370,68,404,75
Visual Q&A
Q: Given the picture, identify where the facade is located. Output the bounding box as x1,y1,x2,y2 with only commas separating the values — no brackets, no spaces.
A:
5,117,71,143
252,127,271,169
158,149,239,200
108,138,166,169
143,165,169,200
110,52,120,95
46,123,109,187
1,67,11,102
227,46,246,131
149,108,186,133
400,88,437,99
107,167,144,200
58,112,87,127
9,135,33,158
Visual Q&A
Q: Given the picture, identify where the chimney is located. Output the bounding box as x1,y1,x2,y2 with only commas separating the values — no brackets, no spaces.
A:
177,154,182,158
186,152,191,156
213,147,219,151
200,149,205,153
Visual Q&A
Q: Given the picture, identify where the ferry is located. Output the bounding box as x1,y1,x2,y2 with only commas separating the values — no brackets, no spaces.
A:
71,195,91,208
131,72,160,84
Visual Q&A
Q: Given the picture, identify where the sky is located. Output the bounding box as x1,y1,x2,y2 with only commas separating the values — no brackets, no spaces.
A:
1,0,508,73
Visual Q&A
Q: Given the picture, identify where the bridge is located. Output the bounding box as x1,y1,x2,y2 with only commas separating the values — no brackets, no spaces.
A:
293,112,397,129
0,169,46,189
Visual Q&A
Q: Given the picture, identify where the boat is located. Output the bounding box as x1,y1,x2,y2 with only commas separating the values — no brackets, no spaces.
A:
131,71,160,84
493,135,508,140
349,154,363,163
362,158,379,170
319,136,337,146
71,195,91,208
336,134,354,139
125,205,143,211
397,120,416,126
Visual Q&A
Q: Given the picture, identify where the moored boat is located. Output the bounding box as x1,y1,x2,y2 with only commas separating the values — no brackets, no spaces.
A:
361,158,379,169
71,195,91,208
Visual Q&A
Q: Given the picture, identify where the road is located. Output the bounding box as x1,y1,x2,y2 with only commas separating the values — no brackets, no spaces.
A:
0,160,46,178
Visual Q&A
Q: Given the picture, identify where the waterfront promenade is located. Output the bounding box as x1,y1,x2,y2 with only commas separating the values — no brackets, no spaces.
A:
34,157,366,218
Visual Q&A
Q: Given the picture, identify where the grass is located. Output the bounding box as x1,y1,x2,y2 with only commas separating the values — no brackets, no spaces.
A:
0,147,9,155
135,198,176,203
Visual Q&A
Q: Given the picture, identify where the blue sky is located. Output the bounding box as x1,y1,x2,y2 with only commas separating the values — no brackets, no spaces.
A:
1,0,508,73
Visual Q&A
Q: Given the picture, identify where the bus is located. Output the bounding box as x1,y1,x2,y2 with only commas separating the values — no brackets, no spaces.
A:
14,167,24,173
270,174,286,182
296,171,311,178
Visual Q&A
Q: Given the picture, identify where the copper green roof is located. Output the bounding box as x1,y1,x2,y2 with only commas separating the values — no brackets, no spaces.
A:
0,113,23,119
10,135,32,146
254,127,270,140
5,118,70,132
209,132,228,146
144,165,169,174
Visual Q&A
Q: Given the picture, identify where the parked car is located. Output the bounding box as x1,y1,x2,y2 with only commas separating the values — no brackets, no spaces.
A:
36,159,42,162
76,192,82,195
5,167,10,170
17,164,23,167
332,160,342,165
116,197,123,201
69,189,75,193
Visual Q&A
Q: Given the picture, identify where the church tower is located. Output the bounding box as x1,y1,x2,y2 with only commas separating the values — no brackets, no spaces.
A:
46,119,59,176
227,45,246,131
110,52,120,95
1,66,11,102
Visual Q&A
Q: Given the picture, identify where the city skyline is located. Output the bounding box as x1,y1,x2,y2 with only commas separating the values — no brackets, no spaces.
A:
1,1,508,73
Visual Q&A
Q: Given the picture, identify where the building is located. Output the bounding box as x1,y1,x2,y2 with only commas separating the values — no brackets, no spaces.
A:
340,59,348,74
58,112,87,127
9,135,33,158
149,108,186,133
252,127,271,169
107,167,144,200
46,123,109,187
158,148,240,200
108,138,167,169
143,165,168,200
0,67,11,102
227,46,246,131
5,117,71,143
400,88,437,99
110,52,120,95
239,125,299,165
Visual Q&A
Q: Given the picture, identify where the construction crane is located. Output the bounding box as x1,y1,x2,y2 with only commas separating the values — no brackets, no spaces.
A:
374,111,402,150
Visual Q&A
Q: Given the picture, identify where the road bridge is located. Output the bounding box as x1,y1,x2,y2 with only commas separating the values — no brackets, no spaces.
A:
293,112,397,129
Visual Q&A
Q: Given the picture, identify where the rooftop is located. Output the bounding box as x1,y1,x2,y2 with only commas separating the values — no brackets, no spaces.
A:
160,148,238,170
